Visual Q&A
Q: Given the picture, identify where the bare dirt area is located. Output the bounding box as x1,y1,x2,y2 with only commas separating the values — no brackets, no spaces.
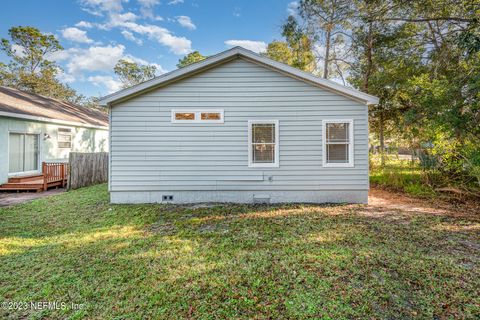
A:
368,187,480,218
0,188,65,207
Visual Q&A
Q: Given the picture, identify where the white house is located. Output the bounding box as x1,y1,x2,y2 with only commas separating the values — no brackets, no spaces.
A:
0,86,109,188
100,47,378,204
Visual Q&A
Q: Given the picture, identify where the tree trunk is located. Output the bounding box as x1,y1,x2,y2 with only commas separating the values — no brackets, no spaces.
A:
379,110,385,167
323,30,331,79
362,22,373,93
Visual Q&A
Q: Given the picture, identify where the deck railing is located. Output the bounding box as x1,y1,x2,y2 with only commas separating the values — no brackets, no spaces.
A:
42,162,68,190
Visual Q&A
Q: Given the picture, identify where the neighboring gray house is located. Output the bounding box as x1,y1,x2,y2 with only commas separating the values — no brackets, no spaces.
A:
100,47,379,204
0,86,109,185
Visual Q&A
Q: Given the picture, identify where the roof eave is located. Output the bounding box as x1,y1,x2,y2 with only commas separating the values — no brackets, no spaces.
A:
0,111,108,130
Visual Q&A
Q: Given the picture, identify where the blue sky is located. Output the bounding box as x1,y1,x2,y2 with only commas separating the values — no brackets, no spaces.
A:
0,0,297,97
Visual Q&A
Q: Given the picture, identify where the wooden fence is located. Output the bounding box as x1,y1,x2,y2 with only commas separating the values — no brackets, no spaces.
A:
68,152,108,190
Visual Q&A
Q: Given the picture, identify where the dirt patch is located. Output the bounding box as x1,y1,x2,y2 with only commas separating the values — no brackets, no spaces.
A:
367,187,480,218
0,188,66,207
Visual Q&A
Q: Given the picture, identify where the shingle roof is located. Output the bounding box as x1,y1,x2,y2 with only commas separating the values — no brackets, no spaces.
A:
0,86,108,128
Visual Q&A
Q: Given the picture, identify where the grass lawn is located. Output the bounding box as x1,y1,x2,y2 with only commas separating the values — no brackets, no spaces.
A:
0,184,479,319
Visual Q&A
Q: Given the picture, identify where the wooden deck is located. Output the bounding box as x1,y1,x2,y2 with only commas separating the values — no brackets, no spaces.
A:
0,162,68,192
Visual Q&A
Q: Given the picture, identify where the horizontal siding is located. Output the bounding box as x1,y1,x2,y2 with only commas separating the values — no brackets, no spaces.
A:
110,57,369,192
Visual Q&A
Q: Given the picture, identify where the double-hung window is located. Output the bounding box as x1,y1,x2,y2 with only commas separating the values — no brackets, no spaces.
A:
248,120,279,167
323,119,354,167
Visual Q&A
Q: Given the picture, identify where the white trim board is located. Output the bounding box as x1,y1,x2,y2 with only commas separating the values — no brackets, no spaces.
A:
99,47,379,106
0,111,109,130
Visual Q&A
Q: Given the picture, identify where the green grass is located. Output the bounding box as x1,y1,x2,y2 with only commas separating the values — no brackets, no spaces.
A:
1,184,479,319
370,155,437,197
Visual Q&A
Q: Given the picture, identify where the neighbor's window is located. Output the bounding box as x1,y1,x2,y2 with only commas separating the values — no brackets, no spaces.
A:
58,127,72,149
248,120,279,167
323,120,353,167
171,110,224,123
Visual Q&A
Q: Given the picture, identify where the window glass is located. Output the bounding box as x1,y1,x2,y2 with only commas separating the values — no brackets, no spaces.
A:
326,144,349,163
253,144,275,163
58,128,72,148
201,112,221,120
8,133,39,173
326,123,349,143
175,112,195,120
172,110,223,123
250,122,277,166
324,121,351,165
252,123,275,143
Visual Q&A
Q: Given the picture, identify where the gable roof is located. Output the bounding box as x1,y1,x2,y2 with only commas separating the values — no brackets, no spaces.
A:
0,86,108,129
99,46,379,106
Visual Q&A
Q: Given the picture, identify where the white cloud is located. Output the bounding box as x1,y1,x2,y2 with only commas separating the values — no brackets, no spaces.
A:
224,40,267,53
75,21,94,28
120,22,191,54
79,0,192,54
108,12,138,26
69,45,125,73
137,0,161,19
88,75,123,93
11,44,26,58
81,6,104,16
121,30,143,45
168,0,184,4
48,49,70,62
61,27,94,44
81,0,125,14
49,44,165,81
176,16,196,30
48,44,125,74
57,69,76,83
138,0,159,6
287,1,299,15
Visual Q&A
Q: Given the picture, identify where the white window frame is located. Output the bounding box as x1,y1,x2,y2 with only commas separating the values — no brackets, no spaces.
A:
171,109,224,124
7,131,41,176
248,120,279,168
322,119,354,167
57,127,73,149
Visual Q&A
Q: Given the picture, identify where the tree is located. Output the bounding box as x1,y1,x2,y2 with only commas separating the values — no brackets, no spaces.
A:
177,51,207,68
275,0,480,185
299,0,353,79
1,26,62,76
0,26,79,102
263,17,316,73
263,41,294,66
114,59,157,88
281,16,317,72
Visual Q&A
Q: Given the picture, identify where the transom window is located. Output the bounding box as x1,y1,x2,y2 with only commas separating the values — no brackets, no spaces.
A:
58,127,72,149
248,120,279,167
171,109,224,123
323,120,354,167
